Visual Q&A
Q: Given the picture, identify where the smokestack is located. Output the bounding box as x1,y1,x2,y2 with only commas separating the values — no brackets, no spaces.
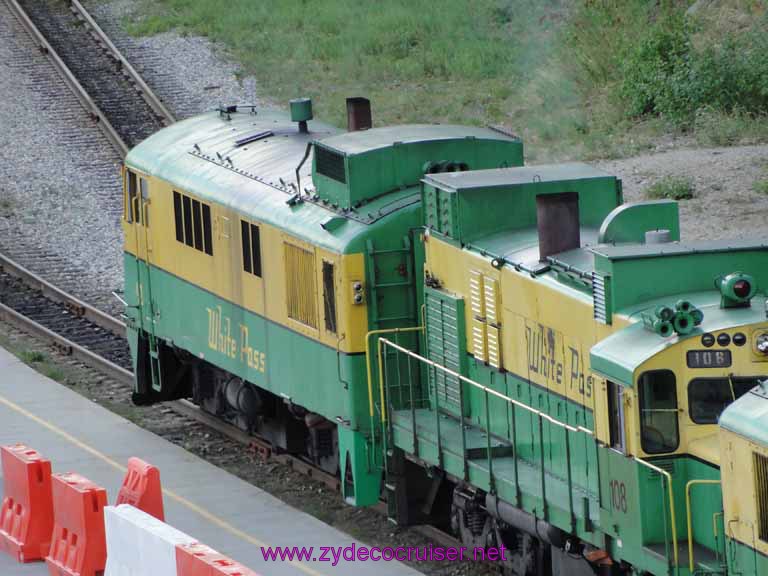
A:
346,97,372,131
536,192,580,261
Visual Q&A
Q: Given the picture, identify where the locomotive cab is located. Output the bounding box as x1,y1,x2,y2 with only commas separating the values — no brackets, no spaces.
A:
719,379,768,575
591,254,768,574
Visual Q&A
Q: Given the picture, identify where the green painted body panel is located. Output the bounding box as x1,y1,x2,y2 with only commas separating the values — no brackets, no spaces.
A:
315,125,523,209
124,253,372,427
422,163,621,246
593,240,768,313
720,387,768,446
314,125,523,210
598,200,680,244
727,537,768,575
591,298,766,386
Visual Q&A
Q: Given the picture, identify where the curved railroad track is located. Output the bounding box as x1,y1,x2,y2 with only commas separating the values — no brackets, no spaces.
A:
4,0,174,157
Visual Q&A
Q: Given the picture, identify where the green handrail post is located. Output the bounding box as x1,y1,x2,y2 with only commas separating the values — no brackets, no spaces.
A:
565,430,575,532
485,390,494,491
538,415,547,520
407,353,418,458
433,365,443,468
459,372,468,480
511,403,520,506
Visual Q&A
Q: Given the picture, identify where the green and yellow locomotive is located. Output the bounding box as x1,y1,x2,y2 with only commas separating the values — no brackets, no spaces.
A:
123,98,768,575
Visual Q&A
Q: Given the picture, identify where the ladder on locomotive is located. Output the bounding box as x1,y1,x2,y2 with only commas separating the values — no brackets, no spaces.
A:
364,237,417,329
132,192,163,393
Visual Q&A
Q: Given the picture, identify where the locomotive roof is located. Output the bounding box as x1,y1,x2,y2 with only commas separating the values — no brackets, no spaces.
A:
319,124,516,155
720,381,768,445
125,109,423,252
591,238,768,260
422,162,612,190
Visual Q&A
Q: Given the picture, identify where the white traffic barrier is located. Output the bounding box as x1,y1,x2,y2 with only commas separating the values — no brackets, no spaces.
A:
104,504,196,576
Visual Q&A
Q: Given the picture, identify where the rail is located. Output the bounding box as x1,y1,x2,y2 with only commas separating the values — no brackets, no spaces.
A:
68,0,175,126
0,253,125,336
4,0,174,157
374,337,679,570
5,0,127,156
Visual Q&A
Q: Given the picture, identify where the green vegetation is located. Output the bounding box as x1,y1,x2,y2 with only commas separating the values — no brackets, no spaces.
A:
19,349,66,382
128,0,768,159
754,180,768,195
645,176,695,200
0,196,14,215
20,350,47,363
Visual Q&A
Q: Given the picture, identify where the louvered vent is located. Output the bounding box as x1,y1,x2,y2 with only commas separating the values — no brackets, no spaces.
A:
755,452,768,542
469,270,487,362
315,146,346,183
484,278,502,369
284,243,318,328
592,272,611,324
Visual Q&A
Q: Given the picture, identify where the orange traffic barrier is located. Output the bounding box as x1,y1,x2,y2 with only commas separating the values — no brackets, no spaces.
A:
177,542,261,576
116,457,165,521
45,473,107,576
0,444,54,562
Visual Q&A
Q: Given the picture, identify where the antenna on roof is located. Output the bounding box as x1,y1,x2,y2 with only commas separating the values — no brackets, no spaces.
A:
246,78,256,113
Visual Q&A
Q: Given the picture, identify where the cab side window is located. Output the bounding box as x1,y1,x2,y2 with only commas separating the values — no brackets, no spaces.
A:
125,170,138,223
607,381,626,453
639,370,679,454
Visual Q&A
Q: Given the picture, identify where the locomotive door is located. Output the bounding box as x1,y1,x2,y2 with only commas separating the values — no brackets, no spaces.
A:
128,171,162,392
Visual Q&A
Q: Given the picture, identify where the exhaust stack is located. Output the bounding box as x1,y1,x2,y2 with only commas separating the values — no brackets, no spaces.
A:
536,192,580,261
346,97,372,131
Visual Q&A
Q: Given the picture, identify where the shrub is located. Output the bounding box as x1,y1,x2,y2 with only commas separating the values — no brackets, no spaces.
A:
620,18,768,125
645,176,695,200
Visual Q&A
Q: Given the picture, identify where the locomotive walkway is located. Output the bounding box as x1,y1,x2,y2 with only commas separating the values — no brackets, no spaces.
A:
0,346,422,576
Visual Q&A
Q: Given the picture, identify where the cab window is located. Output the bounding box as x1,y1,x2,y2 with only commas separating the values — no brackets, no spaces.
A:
607,380,626,453
688,377,762,424
125,170,138,223
639,370,679,454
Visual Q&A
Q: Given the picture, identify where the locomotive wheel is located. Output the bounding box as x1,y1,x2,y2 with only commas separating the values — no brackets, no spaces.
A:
450,492,550,576
495,528,550,576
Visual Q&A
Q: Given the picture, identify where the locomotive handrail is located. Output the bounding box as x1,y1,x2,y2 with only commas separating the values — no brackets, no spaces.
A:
377,338,593,433
377,337,680,571
365,327,425,419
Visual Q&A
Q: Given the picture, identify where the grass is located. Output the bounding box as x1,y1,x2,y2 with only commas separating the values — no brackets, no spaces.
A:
754,179,768,195
20,350,47,363
18,349,66,382
125,0,768,159
645,176,695,200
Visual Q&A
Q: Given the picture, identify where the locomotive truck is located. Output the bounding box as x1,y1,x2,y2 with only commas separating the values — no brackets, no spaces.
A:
122,98,768,575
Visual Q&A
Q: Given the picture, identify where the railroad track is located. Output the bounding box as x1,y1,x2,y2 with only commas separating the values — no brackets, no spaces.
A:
0,251,460,549
4,0,175,157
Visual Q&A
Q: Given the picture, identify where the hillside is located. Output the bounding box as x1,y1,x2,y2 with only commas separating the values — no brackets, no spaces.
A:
124,0,767,162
